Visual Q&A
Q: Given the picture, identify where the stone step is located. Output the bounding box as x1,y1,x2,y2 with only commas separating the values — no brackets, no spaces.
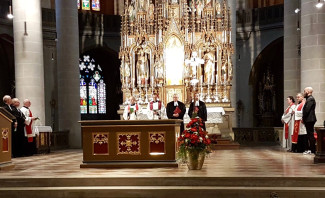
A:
1,177,324,188
210,142,240,150
0,186,325,198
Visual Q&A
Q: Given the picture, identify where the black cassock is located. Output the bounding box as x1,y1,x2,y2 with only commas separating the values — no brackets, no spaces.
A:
11,107,26,157
188,100,207,130
166,101,186,134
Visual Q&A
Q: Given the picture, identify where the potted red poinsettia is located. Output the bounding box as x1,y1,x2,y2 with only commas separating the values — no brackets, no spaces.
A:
177,117,211,170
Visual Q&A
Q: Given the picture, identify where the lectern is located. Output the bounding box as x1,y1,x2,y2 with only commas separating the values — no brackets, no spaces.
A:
0,107,15,170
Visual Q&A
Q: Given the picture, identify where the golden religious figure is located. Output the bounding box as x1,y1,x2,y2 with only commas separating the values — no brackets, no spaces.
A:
154,55,164,79
203,48,215,84
136,48,149,85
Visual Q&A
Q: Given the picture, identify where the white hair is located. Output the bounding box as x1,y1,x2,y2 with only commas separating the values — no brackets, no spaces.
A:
3,95,11,103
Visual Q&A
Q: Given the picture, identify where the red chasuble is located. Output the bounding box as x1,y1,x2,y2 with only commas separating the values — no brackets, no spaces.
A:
292,102,304,144
26,109,33,142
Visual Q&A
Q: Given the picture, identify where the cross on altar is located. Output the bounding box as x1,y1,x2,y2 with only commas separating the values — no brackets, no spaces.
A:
185,51,204,85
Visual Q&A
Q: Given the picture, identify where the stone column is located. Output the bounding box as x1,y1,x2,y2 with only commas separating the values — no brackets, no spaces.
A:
56,0,81,148
301,0,325,126
284,0,301,108
13,0,45,122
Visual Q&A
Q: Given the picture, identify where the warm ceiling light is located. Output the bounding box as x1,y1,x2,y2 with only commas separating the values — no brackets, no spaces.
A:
7,5,13,19
316,0,323,8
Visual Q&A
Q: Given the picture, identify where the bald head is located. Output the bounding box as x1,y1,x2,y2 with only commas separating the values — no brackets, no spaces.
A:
304,87,313,97
23,99,31,107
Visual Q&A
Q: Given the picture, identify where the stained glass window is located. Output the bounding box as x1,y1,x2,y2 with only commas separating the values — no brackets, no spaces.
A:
78,0,80,9
82,0,90,10
98,79,106,113
80,78,87,114
92,0,100,11
79,55,106,114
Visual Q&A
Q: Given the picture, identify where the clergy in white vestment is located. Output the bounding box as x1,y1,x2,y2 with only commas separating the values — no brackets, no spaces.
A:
291,93,307,153
281,96,296,151
147,93,166,120
20,99,37,156
123,96,142,120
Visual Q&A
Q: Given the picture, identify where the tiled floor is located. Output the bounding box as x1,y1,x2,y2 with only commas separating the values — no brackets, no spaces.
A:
1,146,325,178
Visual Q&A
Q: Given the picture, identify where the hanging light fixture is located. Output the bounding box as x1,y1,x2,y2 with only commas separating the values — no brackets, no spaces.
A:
316,0,323,8
7,0,13,19
294,8,300,13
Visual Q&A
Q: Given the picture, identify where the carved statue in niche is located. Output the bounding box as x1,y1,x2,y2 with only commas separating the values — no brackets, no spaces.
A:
136,48,149,85
228,57,233,82
203,48,215,84
154,54,164,79
124,56,131,84
120,56,125,84
128,0,136,21
149,3,155,20
139,0,146,11
196,0,204,17
221,58,227,83
216,2,221,15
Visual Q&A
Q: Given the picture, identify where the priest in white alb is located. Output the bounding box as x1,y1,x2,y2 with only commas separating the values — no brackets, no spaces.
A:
291,93,307,153
147,93,166,120
123,96,142,120
20,99,37,156
281,96,295,151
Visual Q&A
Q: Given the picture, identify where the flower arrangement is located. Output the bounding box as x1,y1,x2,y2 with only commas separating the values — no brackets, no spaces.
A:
177,117,211,165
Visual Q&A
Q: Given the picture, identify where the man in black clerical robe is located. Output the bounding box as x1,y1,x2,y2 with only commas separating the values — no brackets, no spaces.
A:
2,95,18,157
166,94,186,134
188,93,207,130
11,98,26,157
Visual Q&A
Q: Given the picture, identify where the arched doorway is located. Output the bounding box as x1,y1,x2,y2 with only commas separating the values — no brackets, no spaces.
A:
249,37,284,127
0,34,15,99
79,47,122,120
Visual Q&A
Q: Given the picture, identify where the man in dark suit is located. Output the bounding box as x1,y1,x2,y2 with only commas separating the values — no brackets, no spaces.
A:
166,94,186,134
11,98,26,157
2,95,18,157
302,87,317,154
188,93,207,130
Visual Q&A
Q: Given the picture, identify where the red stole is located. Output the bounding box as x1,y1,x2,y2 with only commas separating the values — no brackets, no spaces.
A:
26,109,33,143
284,104,294,140
150,101,161,110
292,102,304,144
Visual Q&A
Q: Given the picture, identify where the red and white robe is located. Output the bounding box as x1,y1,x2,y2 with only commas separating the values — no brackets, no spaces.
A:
146,100,166,120
281,104,295,148
20,106,35,142
292,102,307,144
123,103,142,120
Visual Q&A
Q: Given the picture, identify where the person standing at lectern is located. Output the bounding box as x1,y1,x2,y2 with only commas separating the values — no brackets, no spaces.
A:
123,96,142,120
11,98,26,157
147,93,165,120
166,94,186,134
20,99,37,156
302,87,317,154
188,93,207,130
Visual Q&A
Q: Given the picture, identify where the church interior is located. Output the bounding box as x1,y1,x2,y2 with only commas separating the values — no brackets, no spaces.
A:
0,0,325,197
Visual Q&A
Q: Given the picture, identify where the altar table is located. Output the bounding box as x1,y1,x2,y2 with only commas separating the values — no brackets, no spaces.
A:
79,119,181,168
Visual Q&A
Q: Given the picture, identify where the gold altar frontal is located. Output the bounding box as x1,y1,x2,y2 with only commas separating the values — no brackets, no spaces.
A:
79,119,182,168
